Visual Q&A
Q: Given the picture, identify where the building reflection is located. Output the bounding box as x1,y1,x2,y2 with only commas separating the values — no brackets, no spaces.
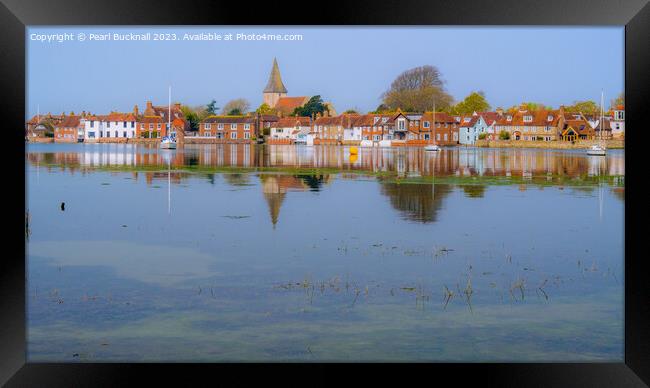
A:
27,144,625,226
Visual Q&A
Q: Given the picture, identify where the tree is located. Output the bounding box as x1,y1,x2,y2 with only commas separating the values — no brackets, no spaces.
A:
255,103,274,115
206,99,219,115
343,109,359,114
293,95,327,117
222,98,250,115
610,92,624,110
499,130,511,140
370,104,391,114
565,100,599,115
453,91,491,115
381,65,453,112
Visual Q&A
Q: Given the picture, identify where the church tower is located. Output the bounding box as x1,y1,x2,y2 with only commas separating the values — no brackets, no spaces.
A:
263,58,288,108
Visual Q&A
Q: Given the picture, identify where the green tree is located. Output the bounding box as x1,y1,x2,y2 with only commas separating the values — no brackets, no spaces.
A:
343,109,359,114
206,99,219,115
499,130,511,140
381,65,453,112
565,100,599,115
255,103,274,115
453,91,491,115
293,95,327,117
478,132,487,140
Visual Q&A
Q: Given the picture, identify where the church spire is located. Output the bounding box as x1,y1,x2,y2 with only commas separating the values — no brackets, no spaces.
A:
263,58,288,94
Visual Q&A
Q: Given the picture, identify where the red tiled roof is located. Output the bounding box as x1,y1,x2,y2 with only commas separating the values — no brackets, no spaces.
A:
275,97,309,114
272,116,311,128
56,115,82,128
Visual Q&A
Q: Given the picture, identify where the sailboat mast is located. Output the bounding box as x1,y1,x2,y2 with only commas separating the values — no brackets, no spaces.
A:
168,86,171,137
432,97,436,144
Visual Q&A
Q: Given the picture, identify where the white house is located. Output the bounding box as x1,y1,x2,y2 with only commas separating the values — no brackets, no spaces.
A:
459,113,488,145
84,113,137,141
610,107,624,137
270,117,311,142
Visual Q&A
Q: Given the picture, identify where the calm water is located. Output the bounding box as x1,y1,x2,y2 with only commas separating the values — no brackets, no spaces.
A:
26,143,624,361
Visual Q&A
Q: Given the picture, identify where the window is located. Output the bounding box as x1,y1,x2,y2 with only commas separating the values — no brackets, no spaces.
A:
373,117,380,123
398,120,405,130
244,123,250,130
88,132,95,138
99,131,103,137
205,123,211,130
523,115,533,122
123,131,127,137
437,133,441,140
453,133,458,141
373,135,380,141
231,132,237,139
231,123,237,129
424,133,430,140
444,134,448,141
244,132,250,139
90,121,94,128
123,122,127,128
157,123,161,129
218,123,224,129
149,124,153,130
423,121,430,128
507,115,512,121
547,115,553,121
115,131,118,137
131,122,135,128
106,131,110,138
205,132,211,137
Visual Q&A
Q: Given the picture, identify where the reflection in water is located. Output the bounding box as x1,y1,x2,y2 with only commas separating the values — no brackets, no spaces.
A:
380,183,452,223
25,143,625,362
27,143,625,180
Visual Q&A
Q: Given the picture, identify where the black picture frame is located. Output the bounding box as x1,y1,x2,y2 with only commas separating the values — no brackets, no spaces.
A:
2,0,648,386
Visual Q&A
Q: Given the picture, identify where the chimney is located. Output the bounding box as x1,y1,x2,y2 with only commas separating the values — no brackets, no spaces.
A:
496,107,504,115
174,103,181,111
133,105,139,117
145,100,153,115
82,110,86,117
559,105,565,115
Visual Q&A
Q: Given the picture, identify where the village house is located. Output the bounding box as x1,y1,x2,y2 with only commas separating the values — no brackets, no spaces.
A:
137,115,164,138
269,116,311,144
493,105,564,141
104,112,138,139
559,112,596,141
413,112,460,145
199,116,257,142
84,114,109,141
54,114,85,143
26,113,65,138
610,105,625,138
313,114,359,145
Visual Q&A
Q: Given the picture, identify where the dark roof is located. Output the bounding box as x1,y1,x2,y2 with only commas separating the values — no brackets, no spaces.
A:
263,58,288,94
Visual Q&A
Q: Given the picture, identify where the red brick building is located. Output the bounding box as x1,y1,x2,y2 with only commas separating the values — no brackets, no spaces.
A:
199,116,257,142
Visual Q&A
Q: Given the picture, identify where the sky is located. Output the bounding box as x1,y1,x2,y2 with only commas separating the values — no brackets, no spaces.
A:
26,26,624,118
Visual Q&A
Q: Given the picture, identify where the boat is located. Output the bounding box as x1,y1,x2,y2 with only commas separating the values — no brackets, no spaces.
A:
424,98,440,151
160,86,177,150
161,135,177,149
424,144,441,152
587,91,606,156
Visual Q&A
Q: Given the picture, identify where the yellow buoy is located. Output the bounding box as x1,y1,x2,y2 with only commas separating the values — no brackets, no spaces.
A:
349,154,358,163
349,146,358,155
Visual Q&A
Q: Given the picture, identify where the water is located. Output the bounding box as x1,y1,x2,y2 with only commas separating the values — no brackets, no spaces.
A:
26,143,624,361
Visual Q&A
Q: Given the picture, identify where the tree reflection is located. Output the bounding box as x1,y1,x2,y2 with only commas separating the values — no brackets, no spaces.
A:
380,182,452,223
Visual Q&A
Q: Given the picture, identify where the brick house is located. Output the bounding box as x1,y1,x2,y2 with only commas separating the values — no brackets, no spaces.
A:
493,106,564,141
199,116,257,142
54,115,84,143
413,112,460,145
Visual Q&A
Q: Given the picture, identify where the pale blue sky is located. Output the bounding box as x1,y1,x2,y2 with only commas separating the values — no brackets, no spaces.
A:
27,26,623,118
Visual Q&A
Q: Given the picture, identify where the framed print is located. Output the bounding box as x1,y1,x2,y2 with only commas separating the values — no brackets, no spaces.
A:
1,0,648,386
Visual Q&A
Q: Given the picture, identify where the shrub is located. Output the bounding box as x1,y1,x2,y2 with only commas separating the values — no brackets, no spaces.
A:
478,132,487,140
499,130,510,140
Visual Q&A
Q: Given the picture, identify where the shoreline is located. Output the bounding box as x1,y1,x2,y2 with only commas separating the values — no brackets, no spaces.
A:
27,138,625,150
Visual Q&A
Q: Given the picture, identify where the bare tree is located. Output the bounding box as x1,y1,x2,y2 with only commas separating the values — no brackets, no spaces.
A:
222,98,251,115
381,65,453,112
